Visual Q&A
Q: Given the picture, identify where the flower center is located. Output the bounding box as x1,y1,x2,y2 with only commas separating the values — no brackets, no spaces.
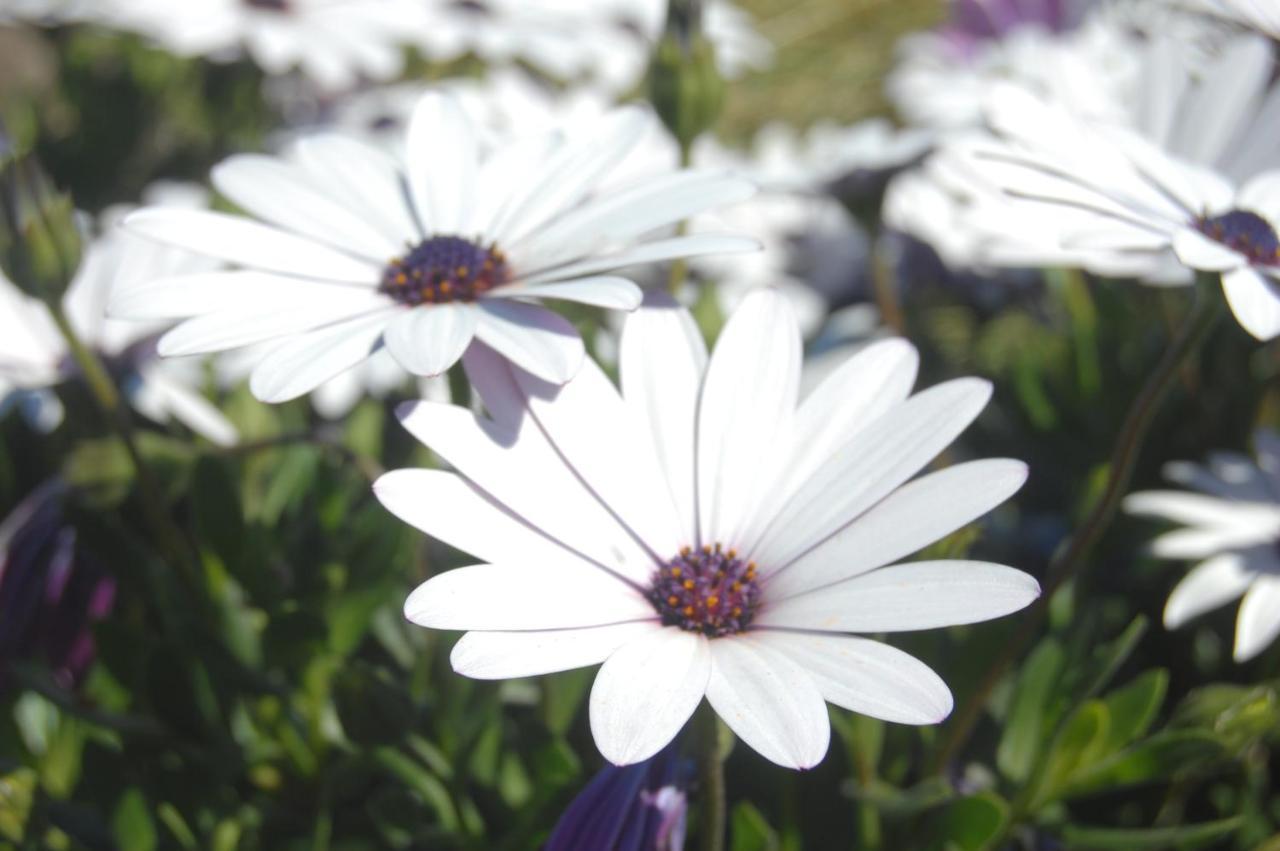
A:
1196,209,1280,267
647,544,761,637
380,236,511,306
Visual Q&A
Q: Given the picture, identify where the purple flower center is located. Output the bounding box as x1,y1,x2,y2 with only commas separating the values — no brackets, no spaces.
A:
647,544,761,637
245,0,289,10
1196,209,1280,267
380,236,511,306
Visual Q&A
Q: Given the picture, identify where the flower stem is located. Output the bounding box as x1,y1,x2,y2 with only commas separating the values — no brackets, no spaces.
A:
694,704,726,851
47,301,199,587
930,273,1225,774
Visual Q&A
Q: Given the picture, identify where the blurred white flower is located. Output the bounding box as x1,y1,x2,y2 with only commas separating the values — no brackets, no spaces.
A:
115,90,756,401
0,185,236,444
1181,0,1280,38
375,289,1038,769
1125,431,1280,662
98,0,429,90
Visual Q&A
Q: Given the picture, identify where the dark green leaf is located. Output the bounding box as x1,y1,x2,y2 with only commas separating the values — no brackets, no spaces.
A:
934,792,1010,851
1057,816,1242,849
998,638,1065,783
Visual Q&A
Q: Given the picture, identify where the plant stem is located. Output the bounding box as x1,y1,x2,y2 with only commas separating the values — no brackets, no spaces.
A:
695,704,726,851
47,302,199,586
930,274,1225,774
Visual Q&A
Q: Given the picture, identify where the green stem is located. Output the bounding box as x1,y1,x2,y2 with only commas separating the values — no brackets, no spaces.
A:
47,301,199,587
695,704,726,851
930,274,1225,774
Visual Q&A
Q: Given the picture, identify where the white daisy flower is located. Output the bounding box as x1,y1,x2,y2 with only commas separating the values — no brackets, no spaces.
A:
114,90,757,403
375,289,1039,769
1125,431,1280,662
1182,0,1280,38
0,186,236,445
98,0,429,90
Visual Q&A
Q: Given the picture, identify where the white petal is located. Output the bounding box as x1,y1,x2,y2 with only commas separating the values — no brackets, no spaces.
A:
249,310,393,403
621,293,707,546
132,362,238,446
767,459,1028,599
745,338,918,550
383,304,478,377
762,632,952,725
757,560,1040,633
396,394,655,584
1125,490,1280,534
291,133,420,247
451,622,661,680
212,154,400,260
1164,553,1257,630
405,92,477,234
751,378,992,570
589,628,711,765
1222,266,1280,342
502,357,685,560
521,234,760,285
110,271,365,320
157,291,389,357
705,636,830,769
124,209,378,283
504,276,643,310
473,300,584,383
1171,229,1245,273
404,562,651,631
697,289,801,546
375,468,586,566
1235,575,1280,662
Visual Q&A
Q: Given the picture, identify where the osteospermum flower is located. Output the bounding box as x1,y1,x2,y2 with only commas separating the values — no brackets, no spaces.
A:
1125,431,1280,662
116,91,756,403
375,289,1039,768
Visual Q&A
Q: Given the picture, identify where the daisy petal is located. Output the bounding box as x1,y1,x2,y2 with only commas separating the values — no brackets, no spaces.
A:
508,276,643,310
474,300,585,383
621,293,707,546
384,304,479,376
521,234,760,285
374,468,583,566
705,636,830,769
757,560,1040,633
124,209,377,283
157,291,389,356
752,378,992,569
404,562,651,631
590,627,711,765
697,289,801,547
1222,266,1280,341
1235,575,1280,662
762,632,953,724
406,92,478,234
292,134,420,245
1171,228,1244,272
133,363,237,446
451,622,661,680
249,310,394,402
110,271,361,320
1164,552,1257,630
212,154,400,260
767,459,1028,599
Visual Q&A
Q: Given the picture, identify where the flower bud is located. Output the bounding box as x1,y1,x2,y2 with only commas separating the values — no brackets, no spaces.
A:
648,0,725,154
0,123,82,304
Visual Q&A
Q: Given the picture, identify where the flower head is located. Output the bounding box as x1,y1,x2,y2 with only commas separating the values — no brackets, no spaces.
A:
117,90,756,402
376,289,1039,768
1125,431,1280,663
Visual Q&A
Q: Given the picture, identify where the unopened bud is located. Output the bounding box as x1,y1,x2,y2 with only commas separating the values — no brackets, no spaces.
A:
0,124,82,304
648,0,725,154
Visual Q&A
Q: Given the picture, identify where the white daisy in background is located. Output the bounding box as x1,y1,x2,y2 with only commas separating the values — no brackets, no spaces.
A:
375,289,1039,768
1125,431,1280,662
97,0,430,91
1181,0,1280,38
114,90,757,403
0,186,236,445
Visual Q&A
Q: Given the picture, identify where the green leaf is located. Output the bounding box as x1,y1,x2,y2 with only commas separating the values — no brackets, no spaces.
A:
1172,682,1280,750
731,801,780,851
1030,700,1108,807
0,768,36,841
934,792,1010,851
1077,616,1148,704
998,638,1065,783
1057,816,1242,850
1099,669,1167,753
191,456,245,566
845,776,955,816
1061,730,1224,797
541,668,593,736
112,788,156,851
333,662,416,748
